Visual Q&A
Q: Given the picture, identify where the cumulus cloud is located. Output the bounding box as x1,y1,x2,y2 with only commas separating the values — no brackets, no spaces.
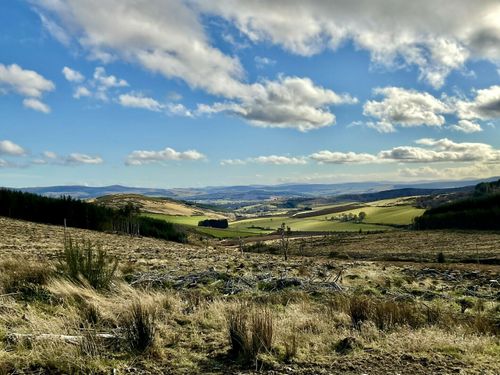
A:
221,155,307,165
93,67,128,89
379,138,500,163
455,85,500,120
118,93,162,111
199,76,357,131
36,151,103,165
118,93,193,116
197,0,500,88
73,86,91,98
253,155,307,165
23,98,51,113
62,66,84,82
0,63,54,112
363,87,451,132
260,138,500,166
126,147,206,166
449,119,482,133
35,0,356,131
0,140,26,156
67,66,128,101
309,151,378,164
399,164,500,180
65,153,103,165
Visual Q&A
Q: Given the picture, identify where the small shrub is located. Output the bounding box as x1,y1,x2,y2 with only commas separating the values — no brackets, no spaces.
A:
61,237,118,290
437,252,446,263
227,305,274,364
123,301,158,354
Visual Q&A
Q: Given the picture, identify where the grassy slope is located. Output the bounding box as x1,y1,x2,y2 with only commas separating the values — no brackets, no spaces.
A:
142,213,269,238
144,199,424,237
230,203,423,233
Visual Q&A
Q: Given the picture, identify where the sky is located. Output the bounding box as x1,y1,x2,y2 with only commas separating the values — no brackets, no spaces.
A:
1,0,500,188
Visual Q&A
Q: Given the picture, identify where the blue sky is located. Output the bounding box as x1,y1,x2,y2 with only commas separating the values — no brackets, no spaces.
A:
1,0,500,188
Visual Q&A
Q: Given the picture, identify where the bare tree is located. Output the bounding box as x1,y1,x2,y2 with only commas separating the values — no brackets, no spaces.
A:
279,223,291,261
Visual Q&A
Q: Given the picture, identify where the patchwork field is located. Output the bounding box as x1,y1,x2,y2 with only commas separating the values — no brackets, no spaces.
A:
0,216,498,374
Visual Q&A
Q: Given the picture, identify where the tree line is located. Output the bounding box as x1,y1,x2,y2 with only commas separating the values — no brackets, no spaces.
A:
0,188,186,242
414,192,500,230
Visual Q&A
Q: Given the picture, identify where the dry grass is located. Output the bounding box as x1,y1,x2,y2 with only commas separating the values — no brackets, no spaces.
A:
0,216,498,374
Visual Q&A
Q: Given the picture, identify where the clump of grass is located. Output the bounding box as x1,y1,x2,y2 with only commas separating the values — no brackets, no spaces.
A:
61,236,118,290
227,305,274,365
0,259,53,301
348,296,371,329
122,301,158,354
283,333,298,363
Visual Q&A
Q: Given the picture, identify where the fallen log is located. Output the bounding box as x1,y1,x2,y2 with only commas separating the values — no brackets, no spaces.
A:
7,332,118,345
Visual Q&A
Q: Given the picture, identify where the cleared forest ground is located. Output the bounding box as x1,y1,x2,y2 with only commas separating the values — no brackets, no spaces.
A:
0,217,498,374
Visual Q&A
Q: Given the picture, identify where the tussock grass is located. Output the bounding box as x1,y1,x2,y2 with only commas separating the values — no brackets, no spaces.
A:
227,304,274,365
122,300,158,354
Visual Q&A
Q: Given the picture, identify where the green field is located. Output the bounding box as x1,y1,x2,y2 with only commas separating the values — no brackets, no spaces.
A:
142,213,270,238
230,216,393,233
331,205,426,225
230,203,424,233
144,201,425,237
142,213,212,226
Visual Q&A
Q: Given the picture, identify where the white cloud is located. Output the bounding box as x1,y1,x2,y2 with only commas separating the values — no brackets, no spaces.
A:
0,63,54,98
22,98,51,113
165,103,193,117
73,86,91,98
199,76,357,131
363,87,451,132
309,151,378,164
118,93,162,111
255,56,276,68
36,151,103,166
117,93,193,116
36,0,356,131
305,138,500,165
65,153,103,165
449,119,482,133
126,147,206,166
399,164,500,180
93,67,128,89
0,63,54,113
43,151,57,159
62,66,84,82
221,155,307,165
220,158,247,166
39,12,71,46
253,155,307,165
0,140,26,156
455,85,500,120
379,138,500,163
197,0,500,88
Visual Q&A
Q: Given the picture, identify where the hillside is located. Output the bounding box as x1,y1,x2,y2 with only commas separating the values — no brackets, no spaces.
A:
93,194,228,218
0,216,498,373
15,177,497,201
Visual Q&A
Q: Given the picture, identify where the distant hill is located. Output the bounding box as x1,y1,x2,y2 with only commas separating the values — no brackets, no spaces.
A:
13,176,499,202
93,194,228,219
